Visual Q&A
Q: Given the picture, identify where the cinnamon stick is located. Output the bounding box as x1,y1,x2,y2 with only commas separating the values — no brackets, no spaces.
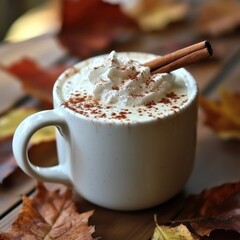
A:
144,40,213,74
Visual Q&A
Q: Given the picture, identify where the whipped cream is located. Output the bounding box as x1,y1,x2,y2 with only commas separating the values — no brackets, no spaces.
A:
85,51,178,108
60,52,190,122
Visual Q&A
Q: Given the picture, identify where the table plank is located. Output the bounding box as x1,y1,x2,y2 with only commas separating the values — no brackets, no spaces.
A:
0,169,35,218
0,206,21,231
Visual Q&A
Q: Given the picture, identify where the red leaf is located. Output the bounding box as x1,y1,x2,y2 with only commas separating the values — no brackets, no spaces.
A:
1,58,68,104
58,0,139,58
177,182,240,236
0,138,17,183
0,138,57,183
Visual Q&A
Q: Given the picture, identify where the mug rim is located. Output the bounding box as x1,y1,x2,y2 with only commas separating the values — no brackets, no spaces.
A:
53,52,198,125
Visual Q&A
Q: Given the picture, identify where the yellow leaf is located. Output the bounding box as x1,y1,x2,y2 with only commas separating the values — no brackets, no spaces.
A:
152,216,199,240
152,224,199,240
199,88,240,140
0,108,55,144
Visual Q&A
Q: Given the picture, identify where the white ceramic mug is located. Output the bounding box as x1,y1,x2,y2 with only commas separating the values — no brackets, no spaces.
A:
13,53,198,210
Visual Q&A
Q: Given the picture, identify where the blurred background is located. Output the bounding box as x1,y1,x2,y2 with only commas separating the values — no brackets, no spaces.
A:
0,0,42,40
0,0,59,41
0,0,239,105
1,0,239,44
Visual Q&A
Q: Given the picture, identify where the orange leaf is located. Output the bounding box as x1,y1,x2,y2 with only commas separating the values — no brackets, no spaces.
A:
1,58,68,104
199,89,240,139
0,182,96,239
0,137,17,184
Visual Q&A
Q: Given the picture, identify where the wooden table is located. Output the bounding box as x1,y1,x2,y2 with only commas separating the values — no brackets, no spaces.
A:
0,26,240,239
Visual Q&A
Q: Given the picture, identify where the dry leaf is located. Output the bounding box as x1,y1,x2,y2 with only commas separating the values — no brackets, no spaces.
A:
177,182,240,237
152,218,199,240
123,0,189,31
199,88,240,139
1,58,68,104
152,182,240,239
197,0,240,36
58,0,139,58
0,182,95,239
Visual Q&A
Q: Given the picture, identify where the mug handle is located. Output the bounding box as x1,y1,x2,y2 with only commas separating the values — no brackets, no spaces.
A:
12,109,72,185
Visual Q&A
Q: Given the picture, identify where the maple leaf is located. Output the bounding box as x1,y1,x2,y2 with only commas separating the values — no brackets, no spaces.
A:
196,0,240,36
199,88,240,140
176,182,240,237
1,58,68,104
58,0,139,58
0,182,95,239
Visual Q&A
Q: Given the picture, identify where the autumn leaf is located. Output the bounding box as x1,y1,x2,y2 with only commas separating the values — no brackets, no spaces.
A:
0,137,17,183
199,88,240,139
152,216,199,240
152,182,240,239
196,0,240,36
0,139,57,183
0,107,55,181
0,107,55,144
0,107,56,182
0,182,96,239
176,182,240,237
0,107,37,140
1,58,68,104
58,0,139,58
